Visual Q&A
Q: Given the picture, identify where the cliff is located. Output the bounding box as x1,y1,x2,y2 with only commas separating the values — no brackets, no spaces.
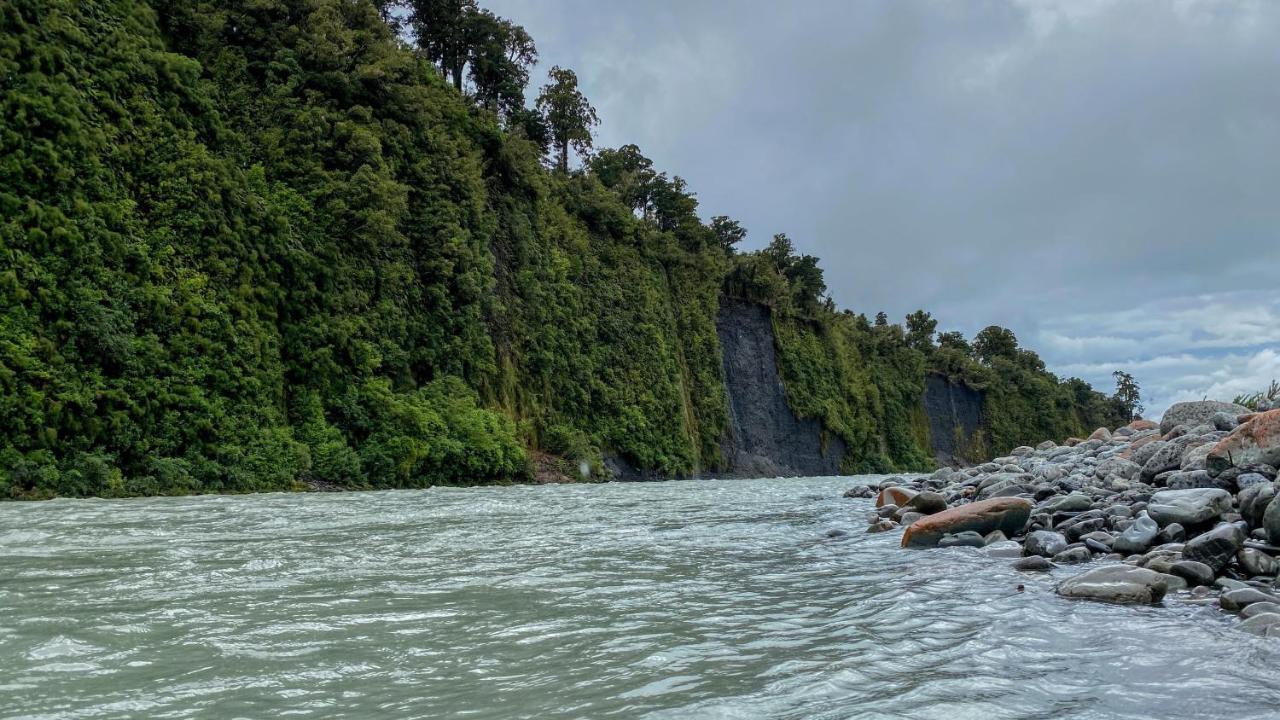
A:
716,300,846,476
0,0,1127,498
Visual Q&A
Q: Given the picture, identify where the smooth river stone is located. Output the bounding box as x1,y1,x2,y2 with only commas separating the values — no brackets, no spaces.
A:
1146,488,1233,527
1056,565,1168,604
901,497,1033,548
876,486,917,508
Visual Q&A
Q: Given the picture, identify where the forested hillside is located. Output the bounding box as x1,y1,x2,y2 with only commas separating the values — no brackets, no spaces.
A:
0,0,1133,498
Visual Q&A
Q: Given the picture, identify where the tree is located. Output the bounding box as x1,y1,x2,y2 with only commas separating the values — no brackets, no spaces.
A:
536,66,599,172
406,0,478,91
937,330,971,355
466,11,536,115
973,325,1018,364
710,216,747,254
874,311,888,327
904,310,937,353
589,144,656,216
1112,370,1143,420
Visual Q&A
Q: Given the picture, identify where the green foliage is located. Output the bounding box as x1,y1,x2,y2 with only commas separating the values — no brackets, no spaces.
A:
537,66,600,173
1234,380,1279,411
1,0,1135,499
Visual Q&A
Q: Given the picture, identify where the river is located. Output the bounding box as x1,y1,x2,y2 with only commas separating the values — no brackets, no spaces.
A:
3,476,1280,719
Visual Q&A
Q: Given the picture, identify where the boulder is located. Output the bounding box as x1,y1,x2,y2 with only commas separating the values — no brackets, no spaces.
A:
1056,565,1168,604
975,472,1035,500
1088,427,1113,442
1238,613,1280,637
1024,530,1068,558
1206,410,1280,477
1264,495,1280,546
1013,555,1053,571
1237,548,1279,577
903,490,948,516
843,485,875,499
1039,493,1094,513
938,531,987,548
1160,400,1250,435
1141,442,1188,481
1127,419,1159,432
1242,601,1280,618
1053,546,1093,564
1113,511,1159,554
1238,482,1274,528
876,486,917,508
1169,559,1215,587
1130,440,1168,469
1146,488,1233,527
901,497,1034,548
866,519,899,533
1212,411,1240,431
1182,523,1246,572
1220,588,1280,612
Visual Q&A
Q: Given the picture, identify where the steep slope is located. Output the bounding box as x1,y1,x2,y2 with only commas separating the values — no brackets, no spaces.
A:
0,0,1129,498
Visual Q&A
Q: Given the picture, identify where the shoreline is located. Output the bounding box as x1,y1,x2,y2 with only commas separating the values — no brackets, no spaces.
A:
852,400,1280,636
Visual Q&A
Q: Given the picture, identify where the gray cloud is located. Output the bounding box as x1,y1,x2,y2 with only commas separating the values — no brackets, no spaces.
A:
488,0,1280,416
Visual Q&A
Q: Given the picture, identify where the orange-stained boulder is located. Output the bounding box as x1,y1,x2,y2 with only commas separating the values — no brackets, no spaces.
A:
1206,409,1280,476
876,486,917,508
1117,433,1157,460
1088,427,1113,442
901,497,1033,548
1126,419,1158,432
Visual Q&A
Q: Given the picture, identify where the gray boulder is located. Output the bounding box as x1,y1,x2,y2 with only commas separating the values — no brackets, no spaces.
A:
1182,523,1246,572
1056,565,1168,604
938,531,987,548
1169,559,1215,587
1013,555,1053,571
1024,530,1068,558
1146,488,1233,527
1220,588,1280,612
1160,400,1250,435
1237,548,1279,577
1265,491,1280,545
1113,511,1159,554
1053,546,1094,565
1141,442,1188,481
1239,613,1280,637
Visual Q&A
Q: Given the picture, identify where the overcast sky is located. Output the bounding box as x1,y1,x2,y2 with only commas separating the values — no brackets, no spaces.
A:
485,0,1280,418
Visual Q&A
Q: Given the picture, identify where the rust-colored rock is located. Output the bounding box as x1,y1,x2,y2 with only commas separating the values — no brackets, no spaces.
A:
1126,419,1158,432
1065,438,1084,447
1206,409,1280,475
1087,426,1113,442
876,486,917,508
901,497,1033,548
1118,434,1157,460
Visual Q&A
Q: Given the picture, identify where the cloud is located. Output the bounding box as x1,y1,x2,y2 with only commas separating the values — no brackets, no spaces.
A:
485,0,1280,420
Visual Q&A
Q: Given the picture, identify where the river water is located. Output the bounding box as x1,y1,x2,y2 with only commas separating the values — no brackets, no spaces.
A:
3,476,1280,719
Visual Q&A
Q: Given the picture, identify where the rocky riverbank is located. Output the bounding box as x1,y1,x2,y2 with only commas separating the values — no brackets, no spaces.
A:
848,400,1280,637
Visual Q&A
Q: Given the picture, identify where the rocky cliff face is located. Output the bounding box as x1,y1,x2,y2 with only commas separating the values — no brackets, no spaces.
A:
922,373,985,467
715,300,847,476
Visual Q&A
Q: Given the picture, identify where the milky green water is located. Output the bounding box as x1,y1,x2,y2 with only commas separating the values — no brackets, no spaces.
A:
3,477,1280,719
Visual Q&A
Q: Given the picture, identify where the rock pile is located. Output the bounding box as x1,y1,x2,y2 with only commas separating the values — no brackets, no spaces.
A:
850,401,1280,637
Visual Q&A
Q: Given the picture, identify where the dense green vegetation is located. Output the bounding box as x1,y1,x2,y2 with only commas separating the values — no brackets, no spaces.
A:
0,0,1130,498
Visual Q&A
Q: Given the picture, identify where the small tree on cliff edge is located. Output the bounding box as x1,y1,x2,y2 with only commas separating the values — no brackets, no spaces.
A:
1112,370,1143,420
536,66,599,172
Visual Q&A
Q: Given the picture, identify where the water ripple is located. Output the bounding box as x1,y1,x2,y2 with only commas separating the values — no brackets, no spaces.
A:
3,477,1280,719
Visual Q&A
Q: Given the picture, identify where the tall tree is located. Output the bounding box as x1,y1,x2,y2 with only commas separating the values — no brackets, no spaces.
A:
710,216,747,254
406,0,477,90
589,144,656,215
1112,370,1143,419
973,325,1019,364
536,66,599,173
904,310,937,353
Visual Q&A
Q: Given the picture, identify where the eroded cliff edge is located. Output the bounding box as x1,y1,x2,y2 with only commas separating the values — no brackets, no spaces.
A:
716,299,847,476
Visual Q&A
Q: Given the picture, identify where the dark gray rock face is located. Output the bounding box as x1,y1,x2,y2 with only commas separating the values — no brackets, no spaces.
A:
922,373,984,467
716,300,846,477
